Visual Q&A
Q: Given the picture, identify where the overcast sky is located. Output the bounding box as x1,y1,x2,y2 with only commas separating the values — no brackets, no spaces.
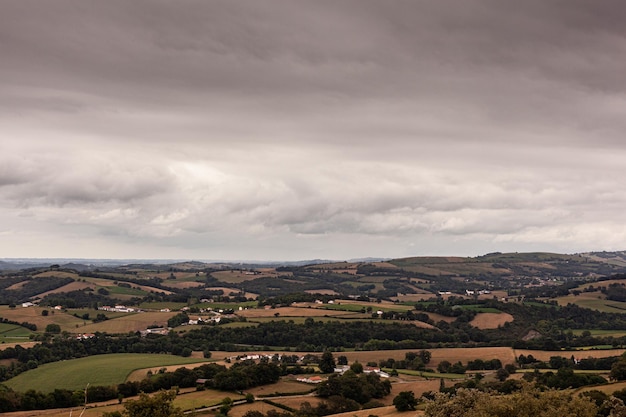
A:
2,1,626,261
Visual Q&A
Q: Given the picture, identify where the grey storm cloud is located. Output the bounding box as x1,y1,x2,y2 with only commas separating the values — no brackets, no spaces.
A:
1,0,626,260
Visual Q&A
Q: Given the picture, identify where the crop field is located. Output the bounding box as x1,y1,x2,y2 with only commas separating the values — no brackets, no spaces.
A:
577,381,626,395
163,280,205,289
216,347,520,368
470,312,514,329
513,348,626,362
32,280,93,298
0,341,37,351
4,353,211,392
77,311,177,333
247,379,316,397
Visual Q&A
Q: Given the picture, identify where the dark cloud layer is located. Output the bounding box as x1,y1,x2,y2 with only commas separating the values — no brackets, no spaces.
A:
1,1,626,260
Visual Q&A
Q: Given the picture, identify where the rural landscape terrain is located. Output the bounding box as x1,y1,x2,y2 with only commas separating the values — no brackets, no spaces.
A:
3,251,626,416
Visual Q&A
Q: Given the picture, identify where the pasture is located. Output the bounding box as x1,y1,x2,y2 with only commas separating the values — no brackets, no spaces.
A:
4,353,210,392
0,305,85,332
0,322,34,342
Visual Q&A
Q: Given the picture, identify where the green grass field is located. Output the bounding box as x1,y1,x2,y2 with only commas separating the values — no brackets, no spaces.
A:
4,353,209,392
0,322,34,342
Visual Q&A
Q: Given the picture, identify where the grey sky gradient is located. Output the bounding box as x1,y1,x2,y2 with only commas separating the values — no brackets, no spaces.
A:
2,1,626,260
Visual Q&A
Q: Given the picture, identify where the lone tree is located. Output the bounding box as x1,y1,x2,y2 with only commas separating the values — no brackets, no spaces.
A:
319,351,336,373
393,391,418,411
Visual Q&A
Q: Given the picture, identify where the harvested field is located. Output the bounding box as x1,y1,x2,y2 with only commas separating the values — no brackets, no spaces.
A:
390,378,442,399
78,311,177,333
0,341,38,351
305,289,339,295
332,405,420,417
212,347,518,368
211,270,279,284
205,286,258,298
470,312,514,329
410,320,436,329
229,402,285,417
268,396,324,411
514,348,626,362
392,294,436,302
247,379,315,396
577,381,626,395
0,306,84,332
425,312,457,323
163,281,205,289
237,306,356,318
35,280,93,298
5,281,28,290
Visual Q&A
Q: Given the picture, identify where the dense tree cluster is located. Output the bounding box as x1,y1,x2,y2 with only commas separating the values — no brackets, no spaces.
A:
317,371,392,404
